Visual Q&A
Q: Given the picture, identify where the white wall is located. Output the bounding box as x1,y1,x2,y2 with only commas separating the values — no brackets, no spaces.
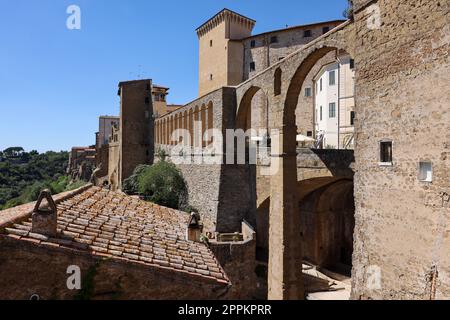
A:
314,55,355,149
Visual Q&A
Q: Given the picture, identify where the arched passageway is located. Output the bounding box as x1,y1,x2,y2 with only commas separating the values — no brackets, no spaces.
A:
255,177,355,299
266,44,355,300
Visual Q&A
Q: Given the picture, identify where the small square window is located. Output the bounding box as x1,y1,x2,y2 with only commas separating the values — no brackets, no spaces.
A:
380,141,393,165
419,162,433,182
304,87,312,97
304,30,312,38
250,62,256,72
250,40,256,48
307,131,313,137
322,26,330,34
270,36,278,44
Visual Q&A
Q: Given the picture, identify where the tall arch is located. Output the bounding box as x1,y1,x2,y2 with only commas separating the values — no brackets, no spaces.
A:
236,86,268,132
274,67,282,96
188,109,194,148
268,44,354,300
194,106,200,149
174,114,179,144
207,102,214,145
200,104,207,147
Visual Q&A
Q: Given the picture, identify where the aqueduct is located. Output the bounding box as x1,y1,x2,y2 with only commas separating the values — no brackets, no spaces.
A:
153,20,358,300
234,21,356,300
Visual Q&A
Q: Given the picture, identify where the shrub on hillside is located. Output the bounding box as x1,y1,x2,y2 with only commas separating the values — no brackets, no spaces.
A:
122,164,151,195
137,161,188,210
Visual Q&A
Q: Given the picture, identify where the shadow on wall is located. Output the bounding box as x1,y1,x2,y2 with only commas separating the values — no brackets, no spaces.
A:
256,177,355,274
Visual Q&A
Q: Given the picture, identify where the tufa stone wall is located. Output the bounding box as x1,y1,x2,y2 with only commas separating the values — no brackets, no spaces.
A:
209,221,257,299
0,236,231,300
351,0,450,299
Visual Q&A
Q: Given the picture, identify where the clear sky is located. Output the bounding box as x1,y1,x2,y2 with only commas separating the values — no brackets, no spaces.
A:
0,0,348,152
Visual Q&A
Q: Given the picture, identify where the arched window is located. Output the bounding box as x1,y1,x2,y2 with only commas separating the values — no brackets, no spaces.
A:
274,68,282,96
207,102,214,145
200,105,207,147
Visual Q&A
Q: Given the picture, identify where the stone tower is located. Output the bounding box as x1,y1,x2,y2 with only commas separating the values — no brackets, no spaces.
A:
197,9,255,97
117,79,154,184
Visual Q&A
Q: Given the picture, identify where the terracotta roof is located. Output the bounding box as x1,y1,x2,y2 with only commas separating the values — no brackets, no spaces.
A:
0,186,229,285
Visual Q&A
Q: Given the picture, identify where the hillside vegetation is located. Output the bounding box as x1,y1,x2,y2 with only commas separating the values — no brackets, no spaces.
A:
0,147,86,210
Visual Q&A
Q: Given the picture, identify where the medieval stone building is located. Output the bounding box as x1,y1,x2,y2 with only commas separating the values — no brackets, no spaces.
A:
1,0,448,300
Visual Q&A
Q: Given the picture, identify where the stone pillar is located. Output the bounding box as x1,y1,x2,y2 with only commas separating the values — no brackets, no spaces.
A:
268,124,304,300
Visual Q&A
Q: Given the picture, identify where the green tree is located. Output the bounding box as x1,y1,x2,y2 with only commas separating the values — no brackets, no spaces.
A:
3,147,25,158
122,164,151,195
138,161,188,210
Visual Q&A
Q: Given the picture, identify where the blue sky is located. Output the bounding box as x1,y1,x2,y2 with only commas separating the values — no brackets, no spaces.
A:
0,0,348,152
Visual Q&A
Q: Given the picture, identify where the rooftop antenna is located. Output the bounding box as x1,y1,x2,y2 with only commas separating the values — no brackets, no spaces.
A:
129,65,147,80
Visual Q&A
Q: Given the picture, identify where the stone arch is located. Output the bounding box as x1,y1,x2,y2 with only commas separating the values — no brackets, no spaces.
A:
255,176,355,297
155,121,159,144
274,67,282,96
188,108,194,147
162,118,166,145
174,113,179,144
200,104,207,147
169,115,174,145
284,44,352,125
193,106,200,149
236,86,269,133
207,101,214,145
267,41,354,300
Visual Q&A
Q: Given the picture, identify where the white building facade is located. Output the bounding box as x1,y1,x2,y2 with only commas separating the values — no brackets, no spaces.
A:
314,54,355,149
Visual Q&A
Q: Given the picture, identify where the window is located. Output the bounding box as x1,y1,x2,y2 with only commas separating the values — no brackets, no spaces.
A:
380,141,393,164
304,30,312,38
322,26,330,34
210,74,213,81
350,111,356,125
320,106,323,121
320,78,323,91
270,36,278,44
210,40,213,47
250,40,256,48
307,131,313,137
145,97,150,105
329,103,336,118
304,87,312,97
250,62,256,72
329,70,336,86
350,59,355,69
419,162,433,182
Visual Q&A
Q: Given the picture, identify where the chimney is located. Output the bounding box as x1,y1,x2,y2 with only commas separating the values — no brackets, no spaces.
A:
31,189,58,237
186,212,203,242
